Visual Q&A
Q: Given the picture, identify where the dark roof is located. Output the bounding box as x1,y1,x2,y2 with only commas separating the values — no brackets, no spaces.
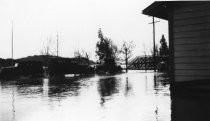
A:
142,1,172,20
16,55,96,65
142,1,210,20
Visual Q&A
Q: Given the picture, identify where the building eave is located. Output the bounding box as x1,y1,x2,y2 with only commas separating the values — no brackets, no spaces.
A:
142,1,172,20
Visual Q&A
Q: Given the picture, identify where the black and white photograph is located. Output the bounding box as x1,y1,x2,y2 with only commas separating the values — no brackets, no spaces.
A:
1,1,210,121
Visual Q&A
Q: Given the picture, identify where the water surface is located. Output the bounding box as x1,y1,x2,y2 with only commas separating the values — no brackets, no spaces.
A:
0,71,171,121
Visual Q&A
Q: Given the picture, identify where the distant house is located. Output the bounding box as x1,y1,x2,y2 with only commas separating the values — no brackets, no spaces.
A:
17,55,95,66
143,2,210,87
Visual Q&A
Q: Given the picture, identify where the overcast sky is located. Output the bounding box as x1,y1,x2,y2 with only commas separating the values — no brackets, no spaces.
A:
0,0,168,60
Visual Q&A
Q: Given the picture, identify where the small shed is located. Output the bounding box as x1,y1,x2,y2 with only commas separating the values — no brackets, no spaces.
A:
143,2,210,86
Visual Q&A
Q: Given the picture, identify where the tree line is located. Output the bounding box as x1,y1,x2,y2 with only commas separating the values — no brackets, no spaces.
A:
40,28,169,74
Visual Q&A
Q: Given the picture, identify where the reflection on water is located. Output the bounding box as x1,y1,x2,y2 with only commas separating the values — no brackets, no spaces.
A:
12,85,15,121
98,77,120,106
98,77,119,97
1,71,208,121
124,77,133,97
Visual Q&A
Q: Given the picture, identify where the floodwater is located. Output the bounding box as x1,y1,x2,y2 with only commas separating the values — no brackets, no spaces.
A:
0,71,208,121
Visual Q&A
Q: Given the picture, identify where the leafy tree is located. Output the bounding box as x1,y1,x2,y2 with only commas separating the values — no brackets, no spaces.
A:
95,28,121,74
159,35,169,57
110,41,119,61
96,28,118,63
158,35,169,72
121,41,135,73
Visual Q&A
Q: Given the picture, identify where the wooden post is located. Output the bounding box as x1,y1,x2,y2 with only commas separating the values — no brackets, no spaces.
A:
149,17,159,72
152,17,156,71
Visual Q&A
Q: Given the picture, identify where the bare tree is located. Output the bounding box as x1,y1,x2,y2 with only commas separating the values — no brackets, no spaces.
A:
74,49,91,65
150,44,159,56
40,37,54,56
121,41,135,73
74,50,91,58
85,51,91,60
74,50,82,58
142,43,147,57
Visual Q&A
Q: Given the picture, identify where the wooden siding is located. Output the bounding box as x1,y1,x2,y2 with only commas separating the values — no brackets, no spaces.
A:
175,64,210,70
173,3,210,82
168,6,175,84
175,70,210,76
175,76,210,82
174,37,210,45
175,56,210,63
174,50,210,58
174,3,210,20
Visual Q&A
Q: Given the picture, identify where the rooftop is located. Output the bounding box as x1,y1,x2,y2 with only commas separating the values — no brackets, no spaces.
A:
142,1,207,20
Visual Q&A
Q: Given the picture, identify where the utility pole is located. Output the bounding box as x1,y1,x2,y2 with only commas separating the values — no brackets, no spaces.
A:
56,32,59,57
149,16,159,72
11,20,14,65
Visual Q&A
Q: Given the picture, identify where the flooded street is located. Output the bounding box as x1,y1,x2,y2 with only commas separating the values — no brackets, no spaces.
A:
0,71,171,121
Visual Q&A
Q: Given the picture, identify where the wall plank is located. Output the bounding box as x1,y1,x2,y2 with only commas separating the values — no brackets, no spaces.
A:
175,70,210,76
174,23,210,33
175,76,210,82
175,57,210,63
175,64,210,70
174,3,210,14
174,30,210,38
174,37,210,45
174,8,210,20
174,43,210,51
174,15,210,27
174,50,210,57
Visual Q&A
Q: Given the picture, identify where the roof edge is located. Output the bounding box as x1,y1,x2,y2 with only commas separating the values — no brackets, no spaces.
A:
142,1,171,20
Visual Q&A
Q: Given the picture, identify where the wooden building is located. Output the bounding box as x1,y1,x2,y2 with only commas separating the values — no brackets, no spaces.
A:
143,2,210,87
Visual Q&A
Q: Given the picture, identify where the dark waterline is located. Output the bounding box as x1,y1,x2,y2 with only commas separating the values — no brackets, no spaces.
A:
0,71,208,121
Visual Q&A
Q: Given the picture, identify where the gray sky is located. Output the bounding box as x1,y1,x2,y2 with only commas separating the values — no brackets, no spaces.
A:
0,0,168,60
